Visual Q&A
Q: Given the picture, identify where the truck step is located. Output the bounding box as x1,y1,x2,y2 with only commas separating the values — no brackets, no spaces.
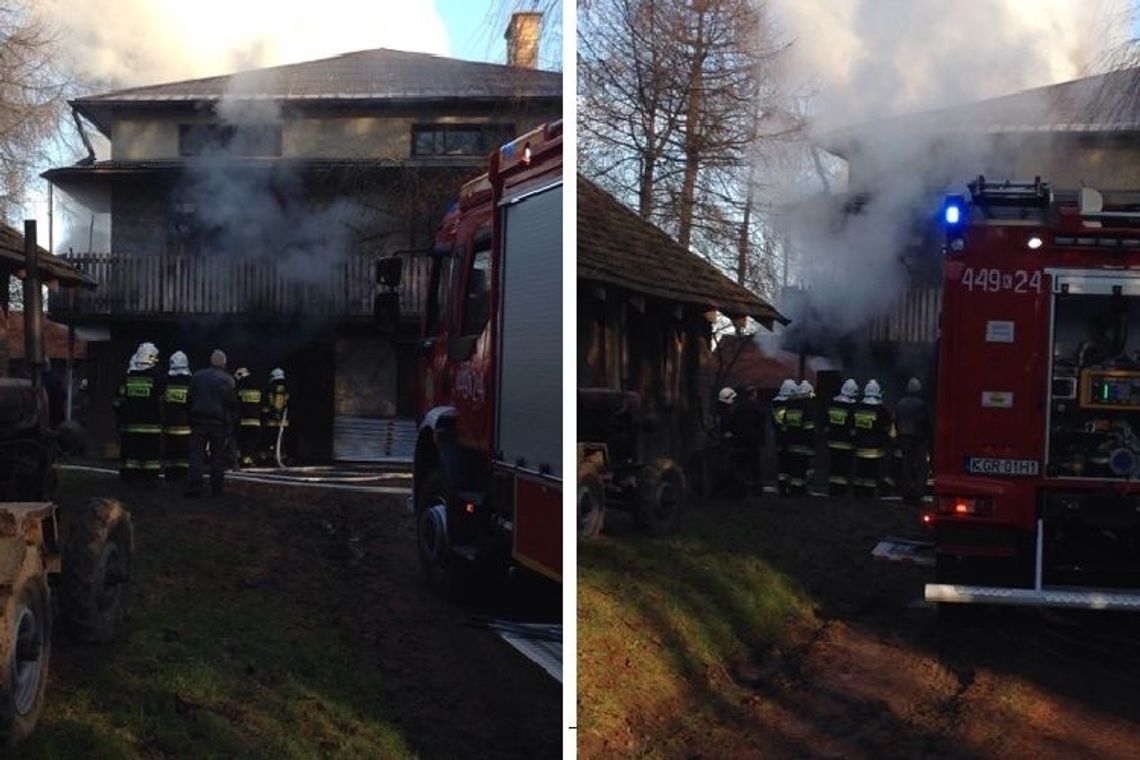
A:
872,537,935,567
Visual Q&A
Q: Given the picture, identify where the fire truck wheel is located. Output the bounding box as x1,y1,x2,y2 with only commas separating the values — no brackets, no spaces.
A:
415,468,469,599
635,460,683,537
578,467,606,540
0,557,51,748
61,498,133,644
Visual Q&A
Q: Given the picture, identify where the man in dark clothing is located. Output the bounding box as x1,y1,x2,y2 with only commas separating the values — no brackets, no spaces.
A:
894,377,931,505
115,342,164,480
731,387,765,497
186,349,237,497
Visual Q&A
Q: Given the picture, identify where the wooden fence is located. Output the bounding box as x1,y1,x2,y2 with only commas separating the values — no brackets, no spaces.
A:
866,287,942,344
48,252,431,321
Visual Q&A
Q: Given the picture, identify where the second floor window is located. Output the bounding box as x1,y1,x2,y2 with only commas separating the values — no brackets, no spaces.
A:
412,124,515,157
179,124,283,157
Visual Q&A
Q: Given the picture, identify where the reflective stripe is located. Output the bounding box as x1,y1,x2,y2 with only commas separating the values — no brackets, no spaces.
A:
266,420,290,428
123,425,162,434
165,386,189,404
788,478,806,486
240,419,262,427
238,390,262,403
853,478,877,487
803,422,816,431
854,410,877,429
828,476,849,484
165,460,189,467
776,473,788,481
787,445,814,455
855,449,886,458
140,461,162,470
827,408,849,426
828,441,854,450
165,427,192,435
125,377,154,397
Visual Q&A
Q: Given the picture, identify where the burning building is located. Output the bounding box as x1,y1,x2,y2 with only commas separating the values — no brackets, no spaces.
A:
799,66,1140,401
43,15,561,462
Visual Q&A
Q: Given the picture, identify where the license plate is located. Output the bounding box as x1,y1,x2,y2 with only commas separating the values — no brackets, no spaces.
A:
965,457,1039,476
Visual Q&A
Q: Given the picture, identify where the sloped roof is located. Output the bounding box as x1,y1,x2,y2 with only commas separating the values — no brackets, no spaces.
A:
577,175,786,326
829,66,1140,154
73,49,562,135
0,226,97,289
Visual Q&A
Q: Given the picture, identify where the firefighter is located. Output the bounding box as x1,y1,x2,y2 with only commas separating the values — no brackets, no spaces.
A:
732,386,765,497
853,379,893,499
115,342,164,480
234,367,262,468
162,350,192,481
771,379,796,496
262,367,290,466
893,377,930,505
784,380,817,496
716,386,740,496
825,378,859,497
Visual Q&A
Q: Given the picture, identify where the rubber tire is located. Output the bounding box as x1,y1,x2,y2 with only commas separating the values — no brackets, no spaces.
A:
578,465,606,540
61,498,134,644
635,459,683,537
415,467,469,599
0,557,51,748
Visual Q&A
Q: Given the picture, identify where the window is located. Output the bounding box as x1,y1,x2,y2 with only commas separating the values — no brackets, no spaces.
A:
412,124,516,157
425,246,459,337
461,245,492,336
179,123,283,157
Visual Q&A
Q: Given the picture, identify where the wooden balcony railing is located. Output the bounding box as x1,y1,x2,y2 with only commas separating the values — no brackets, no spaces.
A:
47,251,431,322
866,287,942,344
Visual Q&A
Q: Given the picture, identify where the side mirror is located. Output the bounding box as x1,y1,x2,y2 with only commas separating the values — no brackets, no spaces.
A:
376,256,403,289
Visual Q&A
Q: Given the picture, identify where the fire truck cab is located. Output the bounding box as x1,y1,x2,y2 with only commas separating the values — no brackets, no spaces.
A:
928,176,1140,610
379,122,563,595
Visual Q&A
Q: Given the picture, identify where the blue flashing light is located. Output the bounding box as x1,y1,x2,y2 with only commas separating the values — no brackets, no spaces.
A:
944,204,961,225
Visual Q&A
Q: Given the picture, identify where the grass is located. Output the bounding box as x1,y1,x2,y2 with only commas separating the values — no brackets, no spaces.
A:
19,470,418,758
577,509,818,758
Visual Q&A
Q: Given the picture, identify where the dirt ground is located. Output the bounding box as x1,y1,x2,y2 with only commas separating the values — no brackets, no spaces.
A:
583,493,1140,759
33,469,560,758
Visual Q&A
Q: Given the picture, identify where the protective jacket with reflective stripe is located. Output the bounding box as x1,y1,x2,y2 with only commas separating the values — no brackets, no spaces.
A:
853,402,893,457
118,368,163,432
237,378,263,427
825,402,856,450
163,376,191,434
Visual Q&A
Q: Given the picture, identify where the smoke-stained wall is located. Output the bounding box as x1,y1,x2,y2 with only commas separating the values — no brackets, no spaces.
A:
334,335,397,417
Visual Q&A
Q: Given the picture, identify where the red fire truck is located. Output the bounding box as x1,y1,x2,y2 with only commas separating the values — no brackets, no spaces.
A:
927,176,1140,610
379,121,562,595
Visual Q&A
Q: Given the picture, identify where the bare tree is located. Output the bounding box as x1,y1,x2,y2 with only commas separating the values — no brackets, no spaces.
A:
0,3,74,224
579,0,802,299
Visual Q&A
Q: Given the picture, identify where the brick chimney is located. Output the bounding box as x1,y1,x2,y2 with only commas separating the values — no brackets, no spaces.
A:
505,11,541,69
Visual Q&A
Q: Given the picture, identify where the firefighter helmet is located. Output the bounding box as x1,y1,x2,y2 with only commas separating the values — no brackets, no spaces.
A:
270,368,285,382
718,387,737,404
835,378,859,402
129,342,159,371
797,380,815,399
234,367,251,381
169,351,190,376
863,379,883,404
774,379,796,401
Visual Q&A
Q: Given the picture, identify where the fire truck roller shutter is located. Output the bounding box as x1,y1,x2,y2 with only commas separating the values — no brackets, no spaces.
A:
495,181,562,479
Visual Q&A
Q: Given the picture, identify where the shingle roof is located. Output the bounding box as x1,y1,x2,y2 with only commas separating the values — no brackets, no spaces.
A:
577,175,786,326
829,66,1140,153
73,49,562,135
0,226,97,289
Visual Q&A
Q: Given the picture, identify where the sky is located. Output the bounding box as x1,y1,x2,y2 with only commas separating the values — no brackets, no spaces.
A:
36,0,517,90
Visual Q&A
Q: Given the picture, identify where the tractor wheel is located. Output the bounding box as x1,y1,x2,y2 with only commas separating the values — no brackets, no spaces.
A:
635,459,683,537
61,498,133,644
415,467,468,599
578,461,606,540
0,555,51,748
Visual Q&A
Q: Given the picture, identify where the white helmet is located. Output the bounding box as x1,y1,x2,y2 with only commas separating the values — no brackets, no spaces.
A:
718,387,737,404
234,367,251,381
270,368,285,382
774,379,796,401
835,378,859,403
129,342,159,371
797,380,815,399
863,379,883,404
168,350,190,376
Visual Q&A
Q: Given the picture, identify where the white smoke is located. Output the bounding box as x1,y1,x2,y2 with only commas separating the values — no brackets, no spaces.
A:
762,0,1132,336
35,0,450,87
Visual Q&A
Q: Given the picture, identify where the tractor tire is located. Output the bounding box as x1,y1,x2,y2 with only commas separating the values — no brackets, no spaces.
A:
577,463,606,540
634,459,683,537
0,555,51,748
415,467,469,599
61,498,133,644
